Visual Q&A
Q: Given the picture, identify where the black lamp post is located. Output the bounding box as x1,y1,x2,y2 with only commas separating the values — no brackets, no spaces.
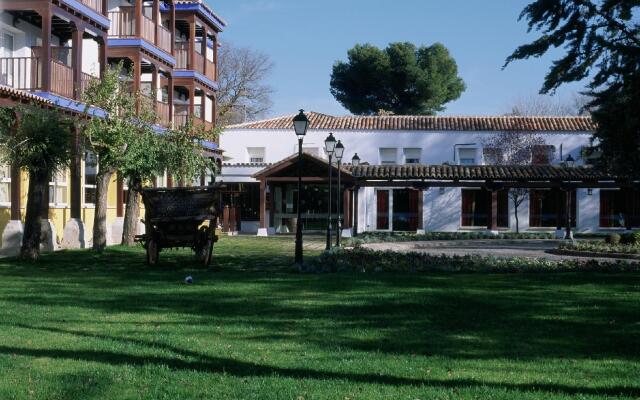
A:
324,133,337,250
334,140,345,247
351,153,361,237
564,154,576,241
292,110,309,265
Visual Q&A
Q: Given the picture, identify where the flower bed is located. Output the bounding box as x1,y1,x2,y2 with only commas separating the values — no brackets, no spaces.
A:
307,248,639,274
556,240,640,259
344,231,554,246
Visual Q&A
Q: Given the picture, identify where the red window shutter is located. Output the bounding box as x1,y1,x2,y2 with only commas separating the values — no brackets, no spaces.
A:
461,190,473,226
376,190,389,230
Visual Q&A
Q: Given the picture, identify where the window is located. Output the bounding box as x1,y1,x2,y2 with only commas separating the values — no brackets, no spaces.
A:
1,32,15,86
532,145,556,165
247,147,265,163
392,189,420,231
600,189,640,228
403,148,421,164
530,189,576,227
84,151,97,206
49,169,68,206
458,148,477,165
0,164,10,205
379,148,397,165
483,147,504,165
461,189,508,227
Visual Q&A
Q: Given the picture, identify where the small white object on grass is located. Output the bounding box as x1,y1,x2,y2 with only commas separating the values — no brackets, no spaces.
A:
184,276,193,284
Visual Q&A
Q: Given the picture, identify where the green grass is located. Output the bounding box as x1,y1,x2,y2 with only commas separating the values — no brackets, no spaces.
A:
0,236,639,399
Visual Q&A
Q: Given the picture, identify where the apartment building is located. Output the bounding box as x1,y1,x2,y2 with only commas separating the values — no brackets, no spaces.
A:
0,0,224,254
219,112,639,236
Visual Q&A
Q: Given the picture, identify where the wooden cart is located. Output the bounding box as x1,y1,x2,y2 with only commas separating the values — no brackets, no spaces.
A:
136,186,221,266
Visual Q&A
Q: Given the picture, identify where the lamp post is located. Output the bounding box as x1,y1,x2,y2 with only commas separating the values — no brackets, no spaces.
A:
334,140,345,247
324,133,337,250
351,153,361,237
564,154,576,241
292,110,309,265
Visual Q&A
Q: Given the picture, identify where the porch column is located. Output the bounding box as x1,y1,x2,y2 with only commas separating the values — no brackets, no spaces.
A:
69,126,82,219
10,163,20,220
555,189,563,230
202,29,208,76
135,0,143,38
166,173,173,188
170,2,175,54
97,35,107,79
188,86,195,120
343,188,351,229
200,91,206,124
40,7,52,92
71,25,84,100
151,65,158,103
487,190,498,231
188,18,196,70
259,180,266,229
153,0,159,45
564,189,573,239
353,186,359,236
168,73,174,125
417,189,424,232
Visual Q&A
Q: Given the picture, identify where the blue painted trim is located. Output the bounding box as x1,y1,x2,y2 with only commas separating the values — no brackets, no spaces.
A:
201,140,218,150
60,0,111,28
108,38,176,66
160,3,169,12
33,91,107,118
174,3,226,31
207,38,214,49
174,70,218,90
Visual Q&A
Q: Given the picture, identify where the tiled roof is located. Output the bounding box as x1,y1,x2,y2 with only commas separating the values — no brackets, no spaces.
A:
174,0,227,28
350,164,615,181
227,112,596,132
0,85,53,105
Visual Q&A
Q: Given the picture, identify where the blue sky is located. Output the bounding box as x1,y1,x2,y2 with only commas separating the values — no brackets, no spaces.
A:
208,0,588,118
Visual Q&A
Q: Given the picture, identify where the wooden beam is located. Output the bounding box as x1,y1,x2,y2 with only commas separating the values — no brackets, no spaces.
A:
259,179,266,229
135,0,143,38
488,190,498,231
40,6,52,92
72,25,83,100
10,162,21,220
69,125,82,219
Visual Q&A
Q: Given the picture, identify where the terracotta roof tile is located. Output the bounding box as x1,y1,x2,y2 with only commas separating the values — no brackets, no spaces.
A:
228,112,596,132
0,85,53,105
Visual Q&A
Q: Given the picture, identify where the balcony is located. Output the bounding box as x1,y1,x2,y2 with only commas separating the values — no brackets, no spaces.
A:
109,7,172,54
174,43,216,81
79,0,104,14
157,101,171,127
0,53,79,100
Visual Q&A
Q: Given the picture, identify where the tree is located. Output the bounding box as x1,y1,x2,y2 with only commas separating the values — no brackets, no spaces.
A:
0,105,72,259
81,62,137,252
482,130,547,233
216,43,274,126
507,93,591,116
505,0,640,175
330,42,466,115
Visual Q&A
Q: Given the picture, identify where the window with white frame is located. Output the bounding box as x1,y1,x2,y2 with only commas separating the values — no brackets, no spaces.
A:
403,148,421,164
49,169,68,206
379,148,397,165
458,148,477,165
247,147,265,163
84,151,97,206
0,164,10,205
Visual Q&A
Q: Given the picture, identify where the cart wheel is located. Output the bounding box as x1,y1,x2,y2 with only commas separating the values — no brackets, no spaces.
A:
146,238,159,266
197,227,215,267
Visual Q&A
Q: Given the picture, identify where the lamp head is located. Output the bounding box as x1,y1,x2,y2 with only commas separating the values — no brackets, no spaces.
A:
334,140,345,160
292,109,309,139
324,132,337,156
351,153,360,167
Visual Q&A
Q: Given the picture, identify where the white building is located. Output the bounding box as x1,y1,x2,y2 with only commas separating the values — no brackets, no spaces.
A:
219,112,638,237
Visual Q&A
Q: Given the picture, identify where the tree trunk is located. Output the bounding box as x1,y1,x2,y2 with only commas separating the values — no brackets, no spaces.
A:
21,170,48,260
514,202,520,233
121,176,141,246
92,168,115,252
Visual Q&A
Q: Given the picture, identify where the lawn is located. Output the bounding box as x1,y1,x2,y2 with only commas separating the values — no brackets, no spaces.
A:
0,236,639,399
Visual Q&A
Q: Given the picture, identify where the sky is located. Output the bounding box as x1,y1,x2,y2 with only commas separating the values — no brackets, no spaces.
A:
208,0,589,118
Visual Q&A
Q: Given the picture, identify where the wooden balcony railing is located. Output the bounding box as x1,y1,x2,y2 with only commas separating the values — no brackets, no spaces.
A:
158,25,172,54
80,72,95,98
51,60,74,99
141,16,155,44
205,60,216,81
193,51,205,74
108,9,135,37
0,57,42,91
175,43,188,69
157,101,171,127
79,0,104,13
174,104,190,128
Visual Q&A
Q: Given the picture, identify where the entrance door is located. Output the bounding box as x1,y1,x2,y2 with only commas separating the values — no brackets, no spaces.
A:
376,190,389,230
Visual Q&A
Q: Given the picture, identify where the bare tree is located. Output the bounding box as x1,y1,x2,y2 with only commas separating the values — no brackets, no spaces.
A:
507,93,591,117
216,43,274,126
482,131,549,233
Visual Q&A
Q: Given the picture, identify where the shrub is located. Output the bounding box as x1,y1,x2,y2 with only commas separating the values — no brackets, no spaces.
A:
342,231,554,246
606,233,622,245
558,240,640,255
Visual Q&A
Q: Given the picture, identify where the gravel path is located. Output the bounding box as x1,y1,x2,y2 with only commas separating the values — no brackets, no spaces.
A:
363,240,634,262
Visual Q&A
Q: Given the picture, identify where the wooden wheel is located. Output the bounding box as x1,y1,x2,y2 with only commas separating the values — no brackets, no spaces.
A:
197,227,215,267
146,238,159,266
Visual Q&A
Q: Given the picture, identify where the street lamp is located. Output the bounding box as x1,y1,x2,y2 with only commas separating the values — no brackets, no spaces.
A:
351,153,360,167
334,140,345,247
351,153,361,238
565,154,575,168
324,132,337,250
293,110,309,265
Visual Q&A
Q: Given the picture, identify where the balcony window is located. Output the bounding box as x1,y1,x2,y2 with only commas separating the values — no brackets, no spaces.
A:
403,148,421,164
247,147,265,163
379,148,397,165
0,164,10,206
49,169,68,206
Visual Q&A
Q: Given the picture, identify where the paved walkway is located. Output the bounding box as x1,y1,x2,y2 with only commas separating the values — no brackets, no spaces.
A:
363,240,633,262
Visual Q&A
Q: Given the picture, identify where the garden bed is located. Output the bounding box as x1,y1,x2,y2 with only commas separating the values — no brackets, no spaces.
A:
345,231,554,246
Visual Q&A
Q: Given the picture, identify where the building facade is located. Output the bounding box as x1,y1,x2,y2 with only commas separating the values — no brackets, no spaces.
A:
0,0,224,254
219,112,639,236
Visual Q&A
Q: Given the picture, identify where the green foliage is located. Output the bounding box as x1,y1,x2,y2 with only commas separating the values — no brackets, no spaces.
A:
160,118,219,185
311,247,639,273
344,231,553,247
605,233,622,245
330,42,465,115
506,0,640,175
0,104,72,175
81,62,138,171
558,239,640,255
